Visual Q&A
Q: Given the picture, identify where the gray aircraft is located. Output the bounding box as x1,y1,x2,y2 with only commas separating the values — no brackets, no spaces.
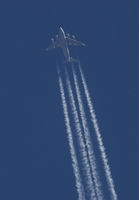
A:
45,27,85,62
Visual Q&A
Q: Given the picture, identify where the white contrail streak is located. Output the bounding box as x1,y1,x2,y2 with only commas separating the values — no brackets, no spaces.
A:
79,63,117,200
58,69,85,200
65,68,96,200
72,66,103,200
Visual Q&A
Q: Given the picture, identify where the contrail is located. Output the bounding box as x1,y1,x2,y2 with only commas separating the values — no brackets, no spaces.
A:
79,63,117,200
57,68,86,200
65,68,96,200
72,65,103,200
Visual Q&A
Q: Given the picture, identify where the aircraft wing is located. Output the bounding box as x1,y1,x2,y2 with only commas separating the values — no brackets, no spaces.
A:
45,40,60,51
66,37,85,47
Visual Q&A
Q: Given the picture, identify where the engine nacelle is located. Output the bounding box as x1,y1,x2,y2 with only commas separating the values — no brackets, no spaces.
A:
51,38,54,44
55,35,58,39
67,33,70,37
72,35,75,39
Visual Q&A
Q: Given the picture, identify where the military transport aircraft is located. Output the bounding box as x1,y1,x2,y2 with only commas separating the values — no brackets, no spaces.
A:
46,27,85,62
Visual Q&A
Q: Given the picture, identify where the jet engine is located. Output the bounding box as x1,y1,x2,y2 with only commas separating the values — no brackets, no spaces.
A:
55,35,58,39
67,33,70,37
72,35,75,39
51,38,54,44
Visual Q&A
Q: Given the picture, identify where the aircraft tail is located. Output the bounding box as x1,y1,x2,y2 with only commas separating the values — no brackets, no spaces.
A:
64,57,78,64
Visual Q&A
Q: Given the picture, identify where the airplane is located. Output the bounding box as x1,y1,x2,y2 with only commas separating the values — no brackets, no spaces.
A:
45,27,85,62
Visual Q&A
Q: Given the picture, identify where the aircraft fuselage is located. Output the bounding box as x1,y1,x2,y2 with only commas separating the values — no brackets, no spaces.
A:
59,27,71,62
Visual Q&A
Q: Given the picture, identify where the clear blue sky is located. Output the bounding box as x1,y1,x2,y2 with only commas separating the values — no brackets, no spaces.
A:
0,0,138,199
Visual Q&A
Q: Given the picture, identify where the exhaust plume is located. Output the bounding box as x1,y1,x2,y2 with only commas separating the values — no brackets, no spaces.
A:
58,68,85,200
79,63,117,200
65,68,96,200
72,65,103,200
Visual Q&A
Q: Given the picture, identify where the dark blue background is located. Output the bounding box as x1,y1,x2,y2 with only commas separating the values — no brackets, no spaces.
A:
0,0,138,199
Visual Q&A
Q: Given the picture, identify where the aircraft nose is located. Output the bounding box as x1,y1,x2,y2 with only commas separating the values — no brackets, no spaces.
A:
60,26,63,31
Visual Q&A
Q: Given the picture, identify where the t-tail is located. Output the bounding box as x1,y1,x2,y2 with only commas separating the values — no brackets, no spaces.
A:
64,57,78,64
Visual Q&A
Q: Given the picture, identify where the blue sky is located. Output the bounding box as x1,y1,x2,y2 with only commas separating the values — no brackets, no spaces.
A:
0,0,138,199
